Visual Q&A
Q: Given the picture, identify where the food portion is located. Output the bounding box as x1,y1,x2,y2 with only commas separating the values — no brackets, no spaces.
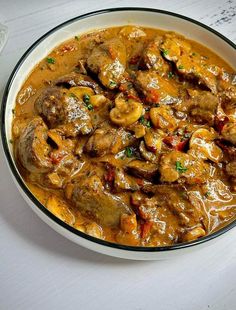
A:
12,26,236,246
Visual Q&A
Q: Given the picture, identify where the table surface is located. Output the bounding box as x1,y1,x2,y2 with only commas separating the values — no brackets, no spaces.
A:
0,1,236,309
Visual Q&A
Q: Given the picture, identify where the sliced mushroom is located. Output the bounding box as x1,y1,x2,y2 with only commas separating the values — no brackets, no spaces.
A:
110,94,143,126
69,86,94,100
189,128,223,163
139,141,158,163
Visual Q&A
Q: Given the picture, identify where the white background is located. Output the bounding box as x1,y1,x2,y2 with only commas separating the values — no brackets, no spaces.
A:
0,0,236,309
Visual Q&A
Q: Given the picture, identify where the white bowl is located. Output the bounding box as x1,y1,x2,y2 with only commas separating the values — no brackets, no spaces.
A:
1,8,236,260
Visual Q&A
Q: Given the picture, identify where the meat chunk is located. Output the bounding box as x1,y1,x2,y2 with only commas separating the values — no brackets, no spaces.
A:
174,90,218,125
221,121,236,145
35,87,66,128
226,161,236,178
188,128,222,163
87,38,126,89
161,33,218,93
150,106,177,131
134,70,180,104
35,86,93,136
66,174,132,227
125,160,159,181
141,36,170,74
85,123,135,157
17,117,52,173
54,72,102,94
113,168,140,191
159,150,210,184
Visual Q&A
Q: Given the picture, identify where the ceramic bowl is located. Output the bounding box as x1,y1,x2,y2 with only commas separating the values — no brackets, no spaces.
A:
1,8,236,260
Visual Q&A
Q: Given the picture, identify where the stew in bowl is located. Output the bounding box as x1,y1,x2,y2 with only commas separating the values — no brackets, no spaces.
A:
11,24,236,247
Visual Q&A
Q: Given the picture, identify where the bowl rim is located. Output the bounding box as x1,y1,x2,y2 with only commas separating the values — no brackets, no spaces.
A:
1,7,236,253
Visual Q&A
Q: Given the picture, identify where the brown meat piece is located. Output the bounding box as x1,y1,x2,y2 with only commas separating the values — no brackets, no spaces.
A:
161,33,218,93
141,36,170,74
35,86,93,136
174,89,218,125
113,168,140,191
221,122,236,145
85,123,135,157
54,72,102,94
134,70,180,104
67,174,132,227
17,117,52,173
125,160,159,181
87,38,126,89
35,87,66,128
159,150,210,184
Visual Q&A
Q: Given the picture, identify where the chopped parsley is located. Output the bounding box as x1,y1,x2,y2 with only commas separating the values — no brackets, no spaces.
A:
175,161,187,173
83,94,90,103
168,71,174,79
74,35,80,41
9,139,13,144
139,116,152,128
109,81,117,88
192,52,197,56
69,93,76,98
125,147,133,158
204,191,210,198
162,49,169,56
12,109,15,114
178,65,184,70
86,103,94,111
46,57,56,64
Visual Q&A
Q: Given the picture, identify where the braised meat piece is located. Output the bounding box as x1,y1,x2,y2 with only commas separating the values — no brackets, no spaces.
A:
85,123,135,157
54,72,103,94
17,117,52,173
141,35,170,74
125,160,159,181
161,33,218,93
35,86,93,136
134,70,180,104
87,38,126,89
159,150,210,184
174,89,218,125
66,174,132,227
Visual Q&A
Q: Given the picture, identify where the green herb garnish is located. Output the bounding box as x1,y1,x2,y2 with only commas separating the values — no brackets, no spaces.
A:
69,93,76,98
74,35,80,41
9,139,13,144
178,65,184,70
168,72,174,79
109,81,117,88
204,191,210,198
125,147,133,158
83,94,90,103
162,49,169,56
139,116,152,128
175,161,187,173
46,57,56,64
192,52,197,56
86,103,93,111
12,109,15,114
